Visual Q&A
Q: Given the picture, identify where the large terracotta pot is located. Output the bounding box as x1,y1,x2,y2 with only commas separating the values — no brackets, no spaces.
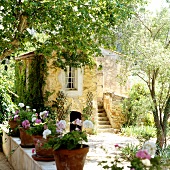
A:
19,127,34,148
32,135,54,161
53,145,89,170
8,120,20,137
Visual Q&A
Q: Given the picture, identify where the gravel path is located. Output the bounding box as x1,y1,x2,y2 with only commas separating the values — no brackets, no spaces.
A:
84,133,139,170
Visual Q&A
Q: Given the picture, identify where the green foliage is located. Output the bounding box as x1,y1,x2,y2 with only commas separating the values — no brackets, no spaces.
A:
46,130,88,150
116,8,170,148
27,123,45,136
122,83,153,126
120,143,139,161
14,55,49,111
18,110,34,126
14,61,27,104
0,58,17,123
121,126,156,142
0,0,145,67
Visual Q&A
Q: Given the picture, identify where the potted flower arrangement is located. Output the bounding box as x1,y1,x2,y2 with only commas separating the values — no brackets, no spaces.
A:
16,103,37,147
44,118,94,170
8,108,20,137
28,111,58,161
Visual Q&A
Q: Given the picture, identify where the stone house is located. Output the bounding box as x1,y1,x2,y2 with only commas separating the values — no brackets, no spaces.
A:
15,48,130,133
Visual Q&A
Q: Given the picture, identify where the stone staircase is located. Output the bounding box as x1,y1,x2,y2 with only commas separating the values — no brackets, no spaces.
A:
97,102,114,133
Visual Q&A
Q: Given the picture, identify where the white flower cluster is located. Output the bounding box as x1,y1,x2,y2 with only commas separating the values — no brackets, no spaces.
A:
32,114,37,122
142,141,156,158
141,159,152,167
43,129,51,139
83,120,94,129
18,103,24,108
40,110,48,119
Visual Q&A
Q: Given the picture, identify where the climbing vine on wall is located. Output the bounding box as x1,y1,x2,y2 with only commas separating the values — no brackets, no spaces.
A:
14,54,48,111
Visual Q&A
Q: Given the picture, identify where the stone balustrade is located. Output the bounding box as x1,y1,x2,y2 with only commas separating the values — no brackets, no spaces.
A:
103,92,127,130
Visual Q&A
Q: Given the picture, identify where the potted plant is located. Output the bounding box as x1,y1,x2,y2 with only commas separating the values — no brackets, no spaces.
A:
8,109,20,137
28,113,57,161
44,118,94,170
16,103,36,147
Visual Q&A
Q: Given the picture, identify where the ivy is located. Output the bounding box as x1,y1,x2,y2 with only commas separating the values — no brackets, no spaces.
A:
14,54,48,111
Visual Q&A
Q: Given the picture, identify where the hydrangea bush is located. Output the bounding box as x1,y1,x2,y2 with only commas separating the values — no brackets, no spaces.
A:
99,140,170,170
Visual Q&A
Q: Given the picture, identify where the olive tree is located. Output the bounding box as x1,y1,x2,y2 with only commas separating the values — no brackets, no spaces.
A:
116,8,170,149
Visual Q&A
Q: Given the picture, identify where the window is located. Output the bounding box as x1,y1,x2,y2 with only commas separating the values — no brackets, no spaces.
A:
59,66,83,97
65,67,77,90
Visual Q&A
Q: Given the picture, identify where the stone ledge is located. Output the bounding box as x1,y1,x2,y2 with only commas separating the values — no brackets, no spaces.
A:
2,130,56,170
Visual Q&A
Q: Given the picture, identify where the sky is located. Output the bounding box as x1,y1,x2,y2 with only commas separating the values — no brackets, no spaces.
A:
147,0,169,12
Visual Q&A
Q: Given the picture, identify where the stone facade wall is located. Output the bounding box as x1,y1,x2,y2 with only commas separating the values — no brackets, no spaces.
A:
43,59,98,130
103,92,127,129
97,49,131,97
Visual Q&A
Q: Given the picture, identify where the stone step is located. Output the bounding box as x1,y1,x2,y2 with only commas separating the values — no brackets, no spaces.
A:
98,108,105,113
98,105,103,109
98,117,109,121
98,124,112,129
98,112,107,117
97,128,115,133
98,121,110,125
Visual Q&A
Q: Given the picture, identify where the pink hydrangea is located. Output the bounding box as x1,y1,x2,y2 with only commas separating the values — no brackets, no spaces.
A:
22,120,30,129
136,149,151,160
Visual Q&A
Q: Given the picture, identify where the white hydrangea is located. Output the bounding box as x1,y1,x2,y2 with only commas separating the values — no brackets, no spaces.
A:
142,141,156,157
141,159,152,167
18,103,24,108
43,129,51,139
83,120,94,129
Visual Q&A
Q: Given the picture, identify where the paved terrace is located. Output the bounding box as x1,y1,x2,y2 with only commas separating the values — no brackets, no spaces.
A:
2,129,142,170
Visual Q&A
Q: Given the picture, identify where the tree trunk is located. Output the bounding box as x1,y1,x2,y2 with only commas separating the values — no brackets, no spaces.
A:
163,96,170,147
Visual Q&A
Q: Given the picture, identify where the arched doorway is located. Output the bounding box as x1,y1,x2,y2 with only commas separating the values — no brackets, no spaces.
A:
70,111,81,131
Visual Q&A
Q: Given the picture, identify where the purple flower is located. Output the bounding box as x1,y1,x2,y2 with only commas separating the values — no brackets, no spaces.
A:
15,110,19,115
56,120,66,130
22,120,30,129
73,118,82,126
56,129,63,134
35,119,42,124
136,150,151,160
14,115,19,121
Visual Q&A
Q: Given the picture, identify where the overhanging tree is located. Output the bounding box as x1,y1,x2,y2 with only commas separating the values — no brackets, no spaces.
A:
116,8,170,149
0,0,145,68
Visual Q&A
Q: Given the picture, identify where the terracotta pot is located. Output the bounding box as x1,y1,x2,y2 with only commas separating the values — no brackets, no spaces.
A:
19,127,34,148
32,135,54,158
8,120,20,137
32,135,43,145
8,120,18,129
53,145,89,170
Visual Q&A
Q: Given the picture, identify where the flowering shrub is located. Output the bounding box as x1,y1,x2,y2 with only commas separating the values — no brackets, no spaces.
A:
99,140,170,170
44,118,94,150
